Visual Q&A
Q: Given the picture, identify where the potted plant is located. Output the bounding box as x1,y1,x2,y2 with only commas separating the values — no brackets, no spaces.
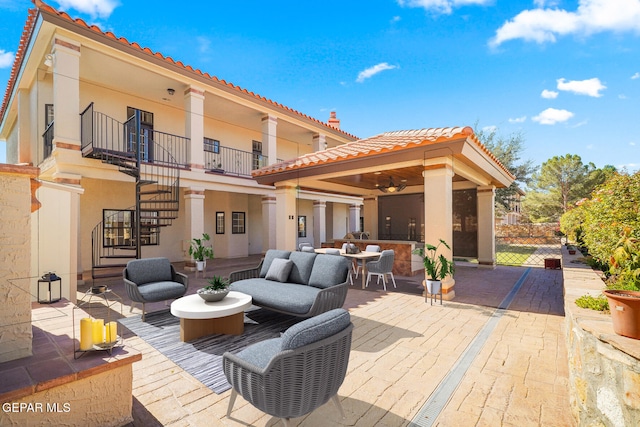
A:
603,229,640,339
188,233,214,272
412,239,455,296
197,275,230,302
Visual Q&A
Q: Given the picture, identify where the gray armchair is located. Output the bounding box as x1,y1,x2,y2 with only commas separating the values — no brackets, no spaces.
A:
366,249,396,291
123,257,188,320
223,308,353,426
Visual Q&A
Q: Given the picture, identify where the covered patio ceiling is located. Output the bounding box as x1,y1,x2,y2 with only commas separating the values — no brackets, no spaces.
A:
253,127,515,196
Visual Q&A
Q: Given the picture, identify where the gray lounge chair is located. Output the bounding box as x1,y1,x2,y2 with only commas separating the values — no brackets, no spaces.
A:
223,308,353,426
123,257,188,320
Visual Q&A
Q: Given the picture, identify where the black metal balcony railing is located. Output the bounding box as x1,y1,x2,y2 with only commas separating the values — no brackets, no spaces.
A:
204,146,268,178
80,103,275,177
43,122,54,159
81,103,190,169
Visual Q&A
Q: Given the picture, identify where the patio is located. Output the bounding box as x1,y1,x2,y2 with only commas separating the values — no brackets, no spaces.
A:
94,256,572,426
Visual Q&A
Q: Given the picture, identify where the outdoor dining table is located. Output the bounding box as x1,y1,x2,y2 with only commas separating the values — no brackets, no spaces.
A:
314,248,381,289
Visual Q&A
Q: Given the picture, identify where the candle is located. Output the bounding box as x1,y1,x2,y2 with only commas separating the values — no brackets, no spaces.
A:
80,318,93,350
92,318,104,344
105,321,118,344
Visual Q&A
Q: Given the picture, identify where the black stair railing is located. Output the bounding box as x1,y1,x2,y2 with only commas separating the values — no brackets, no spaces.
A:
82,103,181,280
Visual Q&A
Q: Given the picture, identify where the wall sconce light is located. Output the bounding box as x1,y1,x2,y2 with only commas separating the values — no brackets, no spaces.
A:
44,54,54,68
167,88,175,96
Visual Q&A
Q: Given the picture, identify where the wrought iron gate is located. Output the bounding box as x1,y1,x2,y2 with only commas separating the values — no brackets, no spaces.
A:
495,223,562,267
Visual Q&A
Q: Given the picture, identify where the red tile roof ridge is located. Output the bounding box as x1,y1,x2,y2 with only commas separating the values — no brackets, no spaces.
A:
1,1,359,140
252,125,514,180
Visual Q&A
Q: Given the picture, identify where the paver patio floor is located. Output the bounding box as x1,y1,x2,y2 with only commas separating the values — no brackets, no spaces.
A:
94,257,573,427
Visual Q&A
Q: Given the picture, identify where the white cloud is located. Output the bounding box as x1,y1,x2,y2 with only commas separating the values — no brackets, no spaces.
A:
632,72,640,79
356,63,398,83
534,0,560,7
196,37,211,54
482,125,498,133
541,89,558,99
532,107,574,125
630,141,636,146
490,0,640,47
391,16,402,23
557,77,606,97
509,116,527,123
56,0,119,19
396,0,492,15
0,49,14,68
619,94,628,99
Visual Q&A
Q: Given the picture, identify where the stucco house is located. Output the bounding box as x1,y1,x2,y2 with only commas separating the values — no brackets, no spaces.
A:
1,1,513,302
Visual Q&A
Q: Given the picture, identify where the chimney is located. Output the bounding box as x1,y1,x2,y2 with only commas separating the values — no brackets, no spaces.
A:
328,111,340,129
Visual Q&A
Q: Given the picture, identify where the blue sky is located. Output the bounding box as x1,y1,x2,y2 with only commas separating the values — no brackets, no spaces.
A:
1,0,639,172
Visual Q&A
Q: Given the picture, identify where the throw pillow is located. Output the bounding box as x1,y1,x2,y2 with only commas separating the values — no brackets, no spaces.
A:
265,258,293,282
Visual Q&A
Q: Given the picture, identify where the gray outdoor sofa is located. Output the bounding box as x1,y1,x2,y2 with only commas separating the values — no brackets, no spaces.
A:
228,249,351,317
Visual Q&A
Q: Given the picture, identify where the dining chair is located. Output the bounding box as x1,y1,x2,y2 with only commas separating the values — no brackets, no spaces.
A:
365,250,396,291
341,243,358,285
354,244,381,279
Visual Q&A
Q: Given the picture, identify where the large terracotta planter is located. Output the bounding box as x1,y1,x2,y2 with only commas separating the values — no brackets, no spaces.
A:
604,290,640,340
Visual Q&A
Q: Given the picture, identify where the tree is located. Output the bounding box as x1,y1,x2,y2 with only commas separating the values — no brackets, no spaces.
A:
474,127,537,213
580,171,640,263
524,154,611,223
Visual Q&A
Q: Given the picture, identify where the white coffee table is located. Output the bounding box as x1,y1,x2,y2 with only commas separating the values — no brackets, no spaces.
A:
170,291,252,342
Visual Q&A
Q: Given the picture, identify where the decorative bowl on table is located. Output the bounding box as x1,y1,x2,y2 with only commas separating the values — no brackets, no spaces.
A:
91,285,108,294
197,288,229,302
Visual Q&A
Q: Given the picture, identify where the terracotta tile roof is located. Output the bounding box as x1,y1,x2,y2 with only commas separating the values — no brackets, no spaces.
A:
0,1,358,140
0,8,38,126
253,126,515,179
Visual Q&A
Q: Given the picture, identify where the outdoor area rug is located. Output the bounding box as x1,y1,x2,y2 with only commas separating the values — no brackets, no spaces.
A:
118,307,301,394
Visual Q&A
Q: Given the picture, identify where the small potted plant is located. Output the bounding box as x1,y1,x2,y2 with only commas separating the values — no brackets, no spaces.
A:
188,233,214,272
412,239,455,297
197,275,230,302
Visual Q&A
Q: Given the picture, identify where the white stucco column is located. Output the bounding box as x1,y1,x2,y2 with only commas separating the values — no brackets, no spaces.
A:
16,89,31,164
184,87,205,170
35,181,84,304
262,196,277,252
312,133,326,152
184,188,205,267
275,184,297,250
313,200,326,246
262,115,278,165
51,36,81,149
348,204,361,233
477,185,496,268
363,196,378,239
423,158,455,300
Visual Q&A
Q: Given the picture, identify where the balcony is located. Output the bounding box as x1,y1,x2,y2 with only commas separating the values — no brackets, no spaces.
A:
203,145,269,178
80,103,272,179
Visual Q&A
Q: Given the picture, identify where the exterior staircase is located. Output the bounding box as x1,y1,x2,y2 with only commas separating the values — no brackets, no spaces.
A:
80,103,181,281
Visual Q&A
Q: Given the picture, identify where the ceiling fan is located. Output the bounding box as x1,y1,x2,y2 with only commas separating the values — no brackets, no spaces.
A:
376,176,407,193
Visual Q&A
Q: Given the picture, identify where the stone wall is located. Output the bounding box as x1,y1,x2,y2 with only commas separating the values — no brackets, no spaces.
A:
0,364,134,426
496,222,560,237
0,165,38,363
563,248,640,426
